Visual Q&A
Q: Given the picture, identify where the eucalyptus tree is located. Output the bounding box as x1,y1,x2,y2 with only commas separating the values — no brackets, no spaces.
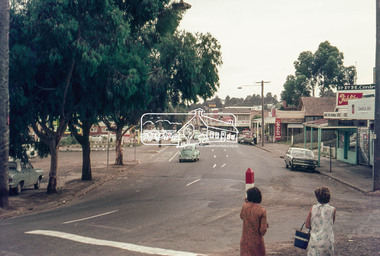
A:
9,0,129,192
282,41,357,103
103,1,223,165
67,1,130,181
280,74,311,107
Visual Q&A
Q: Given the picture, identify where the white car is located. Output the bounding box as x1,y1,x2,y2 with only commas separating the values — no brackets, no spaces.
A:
197,134,209,145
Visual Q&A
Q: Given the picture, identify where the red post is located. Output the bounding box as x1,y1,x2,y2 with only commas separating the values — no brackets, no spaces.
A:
245,168,254,196
245,168,254,184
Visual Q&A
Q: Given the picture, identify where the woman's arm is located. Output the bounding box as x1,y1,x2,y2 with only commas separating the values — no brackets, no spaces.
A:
333,207,336,223
260,209,268,236
305,207,312,229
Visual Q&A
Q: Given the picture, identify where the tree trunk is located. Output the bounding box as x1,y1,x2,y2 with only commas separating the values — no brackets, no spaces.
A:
114,126,123,165
47,141,59,194
0,0,9,208
81,124,92,180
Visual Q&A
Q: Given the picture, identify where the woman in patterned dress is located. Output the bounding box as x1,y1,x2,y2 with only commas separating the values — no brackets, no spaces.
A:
306,187,336,256
240,187,268,256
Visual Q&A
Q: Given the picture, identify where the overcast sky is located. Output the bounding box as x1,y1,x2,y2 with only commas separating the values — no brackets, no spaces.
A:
178,0,375,100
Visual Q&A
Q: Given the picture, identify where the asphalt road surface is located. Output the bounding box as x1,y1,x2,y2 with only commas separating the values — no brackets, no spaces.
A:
1,143,379,255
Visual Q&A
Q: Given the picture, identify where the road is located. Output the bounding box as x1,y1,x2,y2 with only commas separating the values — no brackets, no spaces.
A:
1,143,379,255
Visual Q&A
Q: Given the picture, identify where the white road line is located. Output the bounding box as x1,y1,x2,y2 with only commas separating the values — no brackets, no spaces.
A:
26,230,206,256
63,210,119,224
214,155,216,158
221,163,226,168
226,155,229,158
186,179,200,187
212,149,214,152
169,151,179,162
213,164,217,168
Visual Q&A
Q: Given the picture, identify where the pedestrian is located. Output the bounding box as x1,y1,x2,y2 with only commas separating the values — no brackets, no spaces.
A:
240,187,268,256
305,186,336,256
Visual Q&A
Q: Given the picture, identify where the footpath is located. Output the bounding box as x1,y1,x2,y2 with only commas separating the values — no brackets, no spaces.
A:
256,142,374,194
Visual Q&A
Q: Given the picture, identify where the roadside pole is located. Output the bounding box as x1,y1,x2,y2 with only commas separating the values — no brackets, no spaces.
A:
374,0,380,191
245,168,254,197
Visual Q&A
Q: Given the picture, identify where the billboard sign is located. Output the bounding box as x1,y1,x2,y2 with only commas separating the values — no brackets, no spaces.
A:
347,98,374,120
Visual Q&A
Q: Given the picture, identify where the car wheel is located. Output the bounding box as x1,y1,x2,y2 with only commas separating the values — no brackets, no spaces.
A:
14,183,22,195
34,178,41,189
285,162,289,169
290,163,295,171
179,159,182,163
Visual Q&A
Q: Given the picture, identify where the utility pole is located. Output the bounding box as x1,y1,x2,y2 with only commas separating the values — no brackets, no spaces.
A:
374,0,380,191
256,81,270,147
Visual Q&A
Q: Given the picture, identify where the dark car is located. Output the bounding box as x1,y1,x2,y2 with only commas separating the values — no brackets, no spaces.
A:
238,134,257,145
283,148,317,172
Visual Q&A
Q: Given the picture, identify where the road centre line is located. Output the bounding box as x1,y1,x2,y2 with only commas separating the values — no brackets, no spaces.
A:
221,163,226,168
63,210,119,224
169,151,179,162
186,179,200,186
213,164,216,168
26,230,206,256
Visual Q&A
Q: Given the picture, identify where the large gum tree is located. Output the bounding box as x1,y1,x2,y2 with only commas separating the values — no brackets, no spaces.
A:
104,1,223,165
9,0,129,193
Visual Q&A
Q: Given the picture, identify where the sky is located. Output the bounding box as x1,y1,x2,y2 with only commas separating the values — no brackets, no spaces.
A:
178,0,376,100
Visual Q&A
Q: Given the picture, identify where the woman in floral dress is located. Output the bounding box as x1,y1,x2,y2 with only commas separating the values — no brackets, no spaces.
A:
306,187,336,256
240,187,268,256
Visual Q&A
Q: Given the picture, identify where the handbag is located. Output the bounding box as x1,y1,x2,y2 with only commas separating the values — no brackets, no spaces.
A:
294,222,310,249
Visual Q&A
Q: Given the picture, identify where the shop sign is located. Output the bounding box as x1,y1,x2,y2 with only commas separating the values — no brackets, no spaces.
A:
337,84,375,91
323,112,348,119
337,92,362,106
275,118,281,140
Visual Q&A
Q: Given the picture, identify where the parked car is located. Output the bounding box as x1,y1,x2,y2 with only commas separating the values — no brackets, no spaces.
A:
179,144,200,162
8,158,44,195
197,134,209,145
283,148,317,172
238,134,257,145
193,130,201,140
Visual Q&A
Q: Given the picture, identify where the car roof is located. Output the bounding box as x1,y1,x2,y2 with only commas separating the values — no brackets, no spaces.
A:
183,144,195,149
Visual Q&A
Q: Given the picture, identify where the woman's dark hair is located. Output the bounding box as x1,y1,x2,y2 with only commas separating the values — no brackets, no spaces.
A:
315,186,331,204
247,187,262,203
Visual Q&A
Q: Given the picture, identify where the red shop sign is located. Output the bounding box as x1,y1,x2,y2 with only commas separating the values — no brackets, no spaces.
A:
275,118,281,140
338,93,362,106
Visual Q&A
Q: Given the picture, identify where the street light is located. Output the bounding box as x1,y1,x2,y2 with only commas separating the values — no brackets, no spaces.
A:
238,80,270,147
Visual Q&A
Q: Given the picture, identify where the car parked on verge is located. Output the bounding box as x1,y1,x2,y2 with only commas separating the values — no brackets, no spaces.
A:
283,147,317,172
8,158,44,195
179,144,200,162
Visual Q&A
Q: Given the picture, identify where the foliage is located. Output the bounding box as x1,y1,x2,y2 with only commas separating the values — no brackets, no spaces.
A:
280,75,311,107
281,41,356,106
